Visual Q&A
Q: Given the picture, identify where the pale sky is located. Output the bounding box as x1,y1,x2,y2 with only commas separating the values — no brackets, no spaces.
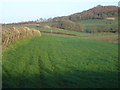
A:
0,0,119,23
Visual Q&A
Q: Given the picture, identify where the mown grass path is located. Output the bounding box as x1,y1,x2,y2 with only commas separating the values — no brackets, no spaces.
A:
3,34,119,88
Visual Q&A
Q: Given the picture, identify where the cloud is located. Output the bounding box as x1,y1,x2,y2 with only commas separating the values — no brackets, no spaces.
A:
0,0,119,2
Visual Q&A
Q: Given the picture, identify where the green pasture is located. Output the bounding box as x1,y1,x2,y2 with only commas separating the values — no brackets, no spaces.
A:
3,33,119,88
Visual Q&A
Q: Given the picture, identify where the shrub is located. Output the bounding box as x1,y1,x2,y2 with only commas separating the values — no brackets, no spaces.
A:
2,26,41,48
50,20,82,32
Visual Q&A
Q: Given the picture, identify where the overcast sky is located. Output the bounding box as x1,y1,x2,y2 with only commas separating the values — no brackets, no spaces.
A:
0,0,119,23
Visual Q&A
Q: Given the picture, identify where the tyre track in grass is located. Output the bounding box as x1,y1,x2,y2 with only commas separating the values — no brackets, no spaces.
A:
37,56,45,87
30,37,49,88
34,36,59,87
39,35,70,87
46,36,80,87
46,37,70,87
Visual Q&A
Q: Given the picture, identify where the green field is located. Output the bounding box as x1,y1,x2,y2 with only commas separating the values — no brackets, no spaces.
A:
77,19,118,24
25,26,119,43
3,32,119,88
76,19,118,33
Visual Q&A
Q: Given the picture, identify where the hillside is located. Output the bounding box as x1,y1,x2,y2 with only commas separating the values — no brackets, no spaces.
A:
48,5,118,33
4,5,119,33
52,5,118,21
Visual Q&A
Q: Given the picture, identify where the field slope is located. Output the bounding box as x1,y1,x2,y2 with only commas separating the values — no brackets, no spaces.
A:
3,33,119,88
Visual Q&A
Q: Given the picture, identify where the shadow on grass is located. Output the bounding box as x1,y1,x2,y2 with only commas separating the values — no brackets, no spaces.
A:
2,67,118,88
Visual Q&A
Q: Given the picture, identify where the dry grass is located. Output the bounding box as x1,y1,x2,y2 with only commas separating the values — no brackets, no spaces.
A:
2,26,41,47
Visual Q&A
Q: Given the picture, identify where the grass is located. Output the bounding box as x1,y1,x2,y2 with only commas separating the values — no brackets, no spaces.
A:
2,33,119,88
2,24,86,36
76,19,118,33
23,25,119,42
77,19,118,25
27,26,119,43
3,24,118,43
